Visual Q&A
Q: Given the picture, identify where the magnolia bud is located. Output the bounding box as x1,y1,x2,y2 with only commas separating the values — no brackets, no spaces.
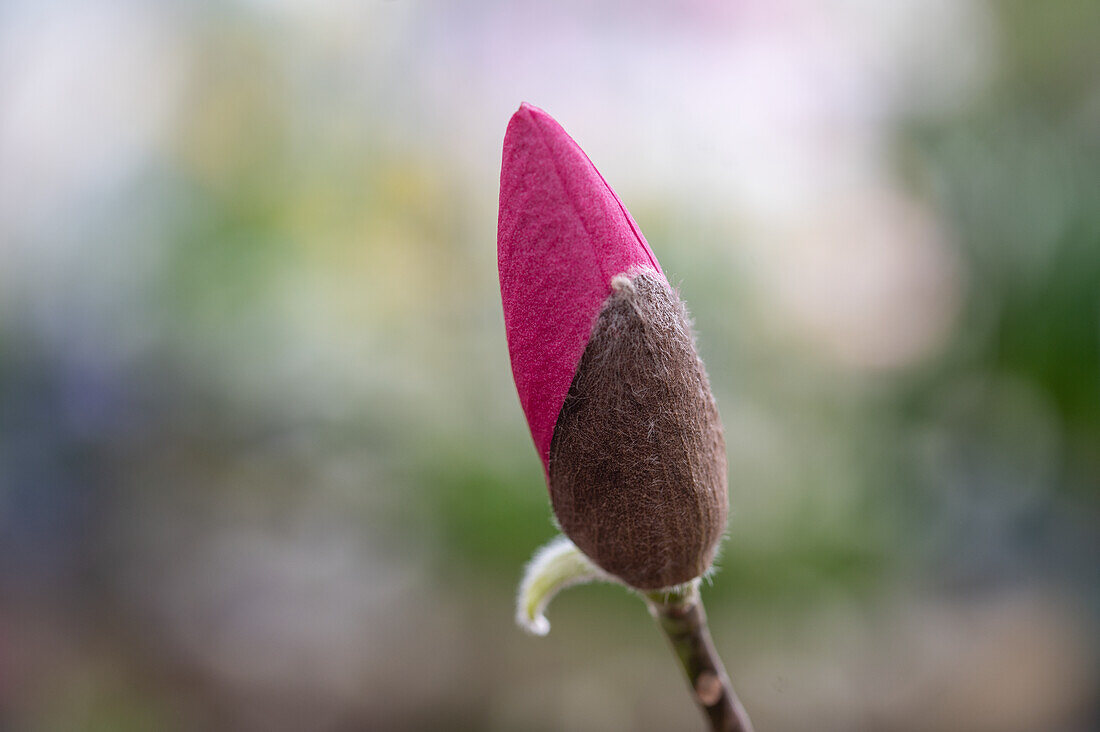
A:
498,103,728,591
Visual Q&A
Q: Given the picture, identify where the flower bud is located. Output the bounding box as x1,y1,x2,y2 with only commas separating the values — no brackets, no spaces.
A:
498,103,727,590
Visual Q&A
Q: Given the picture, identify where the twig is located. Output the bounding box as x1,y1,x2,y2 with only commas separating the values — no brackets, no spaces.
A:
646,582,754,732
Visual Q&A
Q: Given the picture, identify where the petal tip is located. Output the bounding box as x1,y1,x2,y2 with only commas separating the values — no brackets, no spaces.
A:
516,100,547,117
506,102,556,144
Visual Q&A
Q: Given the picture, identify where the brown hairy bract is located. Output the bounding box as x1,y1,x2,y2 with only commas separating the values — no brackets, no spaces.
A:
548,270,729,590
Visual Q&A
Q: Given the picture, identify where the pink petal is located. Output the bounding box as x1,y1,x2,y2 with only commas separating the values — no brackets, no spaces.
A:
497,103,665,471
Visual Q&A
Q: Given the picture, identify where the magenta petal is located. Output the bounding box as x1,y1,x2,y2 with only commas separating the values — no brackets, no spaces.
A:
497,103,665,471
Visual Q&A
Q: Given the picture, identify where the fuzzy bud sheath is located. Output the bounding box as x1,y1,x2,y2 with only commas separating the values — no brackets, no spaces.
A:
498,103,728,591
549,272,727,589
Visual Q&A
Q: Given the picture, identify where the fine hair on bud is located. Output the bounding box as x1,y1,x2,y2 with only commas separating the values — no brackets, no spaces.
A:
548,270,728,590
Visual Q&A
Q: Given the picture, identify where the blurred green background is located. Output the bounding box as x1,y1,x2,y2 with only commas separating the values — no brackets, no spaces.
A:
1,1,1098,730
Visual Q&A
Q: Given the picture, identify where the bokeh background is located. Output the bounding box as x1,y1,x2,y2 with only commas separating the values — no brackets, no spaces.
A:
1,1,1098,730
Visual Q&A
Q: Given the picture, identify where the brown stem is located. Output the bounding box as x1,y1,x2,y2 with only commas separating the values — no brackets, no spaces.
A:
647,583,754,732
